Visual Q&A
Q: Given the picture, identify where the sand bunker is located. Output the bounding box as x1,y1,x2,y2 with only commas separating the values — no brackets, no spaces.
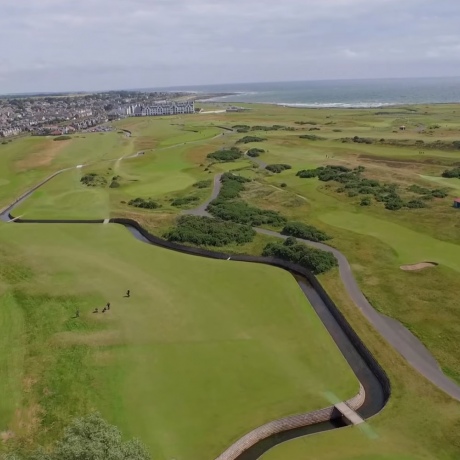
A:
400,262,438,271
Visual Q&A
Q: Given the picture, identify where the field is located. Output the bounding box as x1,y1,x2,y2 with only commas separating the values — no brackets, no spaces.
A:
1,106,460,459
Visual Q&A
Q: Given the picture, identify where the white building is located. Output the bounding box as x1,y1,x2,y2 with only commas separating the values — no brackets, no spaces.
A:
125,101,195,117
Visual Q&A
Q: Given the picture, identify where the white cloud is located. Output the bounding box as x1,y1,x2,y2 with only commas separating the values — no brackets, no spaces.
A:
0,0,459,92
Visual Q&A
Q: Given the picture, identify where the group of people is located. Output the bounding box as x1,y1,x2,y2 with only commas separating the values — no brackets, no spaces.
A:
74,290,130,318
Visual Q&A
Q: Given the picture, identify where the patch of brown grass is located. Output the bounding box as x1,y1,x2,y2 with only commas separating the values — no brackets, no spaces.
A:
53,330,123,347
15,139,68,171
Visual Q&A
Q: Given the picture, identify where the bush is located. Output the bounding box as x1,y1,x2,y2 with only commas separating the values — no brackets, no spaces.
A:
207,147,242,162
193,180,212,189
385,199,404,211
128,197,161,209
53,135,72,141
299,134,324,141
280,183,287,188
164,215,255,246
7,413,151,460
360,197,371,206
262,239,338,274
80,173,107,187
236,136,266,144
282,222,331,242
171,196,200,207
442,167,460,178
265,164,292,173
207,173,285,227
109,180,120,188
405,199,427,209
247,148,265,157
208,200,286,227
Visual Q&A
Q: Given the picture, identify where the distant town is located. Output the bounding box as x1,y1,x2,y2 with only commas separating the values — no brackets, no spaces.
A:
0,91,236,138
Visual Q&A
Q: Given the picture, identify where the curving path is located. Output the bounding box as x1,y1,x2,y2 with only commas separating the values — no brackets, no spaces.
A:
0,146,390,459
238,152,460,401
0,134,458,456
5,145,458,401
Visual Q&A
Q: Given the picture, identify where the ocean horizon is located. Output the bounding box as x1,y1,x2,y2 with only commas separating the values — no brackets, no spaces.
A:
153,77,460,108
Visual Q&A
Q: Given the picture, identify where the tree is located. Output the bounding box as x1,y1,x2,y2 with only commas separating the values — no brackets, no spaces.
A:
3,414,151,460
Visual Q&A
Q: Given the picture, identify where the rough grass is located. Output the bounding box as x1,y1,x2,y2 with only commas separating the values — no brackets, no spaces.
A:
0,223,358,460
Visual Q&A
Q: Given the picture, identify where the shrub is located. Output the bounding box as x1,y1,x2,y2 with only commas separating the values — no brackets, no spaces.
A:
208,200,286,227
299,134,324,141
442,167,460,178
207,147,242,162
265,164,292,173
282,221,331,242
236,136,266,144
262,239,338,274
247,148,265,157
164,215,255,246
385,199,404,211
207,173,285,227
360,197,371,206
171,196,200,207
109,180,120,188
7,413,151,460
280,183,287,188
128,197,161,209
347,190,359,197
193,180,212,189
405,199,427,209
53,135,72,141
80,173,107,187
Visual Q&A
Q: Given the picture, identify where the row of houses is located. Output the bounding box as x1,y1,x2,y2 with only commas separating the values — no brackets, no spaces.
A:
0,127,21,138
124,101,195,117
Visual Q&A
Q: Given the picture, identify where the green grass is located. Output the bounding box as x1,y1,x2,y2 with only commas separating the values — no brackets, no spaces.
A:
14,168,110,220
0,223,358,459
319,211,460,271
0,132,133,211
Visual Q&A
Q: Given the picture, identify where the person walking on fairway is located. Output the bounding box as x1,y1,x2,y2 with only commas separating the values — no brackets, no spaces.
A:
106,302,110,310
126,290,130,298
75,309,80,318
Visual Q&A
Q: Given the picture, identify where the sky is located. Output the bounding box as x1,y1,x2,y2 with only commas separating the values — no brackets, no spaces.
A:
0,0,459,93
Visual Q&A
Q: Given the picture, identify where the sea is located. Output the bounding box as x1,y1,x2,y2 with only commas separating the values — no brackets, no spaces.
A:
156,77,460,108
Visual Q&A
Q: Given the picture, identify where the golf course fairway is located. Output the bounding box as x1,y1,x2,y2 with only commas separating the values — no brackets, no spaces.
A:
318,211,460,273
0,222,358,460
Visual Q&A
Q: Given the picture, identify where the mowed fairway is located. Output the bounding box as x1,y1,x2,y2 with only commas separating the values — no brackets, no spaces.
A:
0,223,358,460
14,168,110,220
0,132,132,210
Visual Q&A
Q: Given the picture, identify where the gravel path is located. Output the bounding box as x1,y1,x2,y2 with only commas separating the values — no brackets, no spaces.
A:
188,173,460,401
3,147,460,401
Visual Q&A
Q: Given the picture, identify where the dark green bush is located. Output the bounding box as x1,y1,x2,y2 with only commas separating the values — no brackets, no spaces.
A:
282,222,331,242
405,199,427,209
360,197,371,206
54,135,72,141
265,164,292,173
109,180,120,188
193,180,212,189
236,136,266,144
280,183,287,188
207,147,242,162
207,173,285,227
442,167,460,178
171,196,200,207
80,173,107,187
128,197,161,209
262,239,338,274
164,215,255,246
208,200,286,227
299,134,324,141
247,148,265,157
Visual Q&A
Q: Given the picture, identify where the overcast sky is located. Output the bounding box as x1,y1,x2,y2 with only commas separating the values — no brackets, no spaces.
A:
1,0,459,93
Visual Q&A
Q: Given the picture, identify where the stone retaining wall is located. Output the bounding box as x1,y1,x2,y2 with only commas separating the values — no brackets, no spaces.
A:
215,384,365,460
